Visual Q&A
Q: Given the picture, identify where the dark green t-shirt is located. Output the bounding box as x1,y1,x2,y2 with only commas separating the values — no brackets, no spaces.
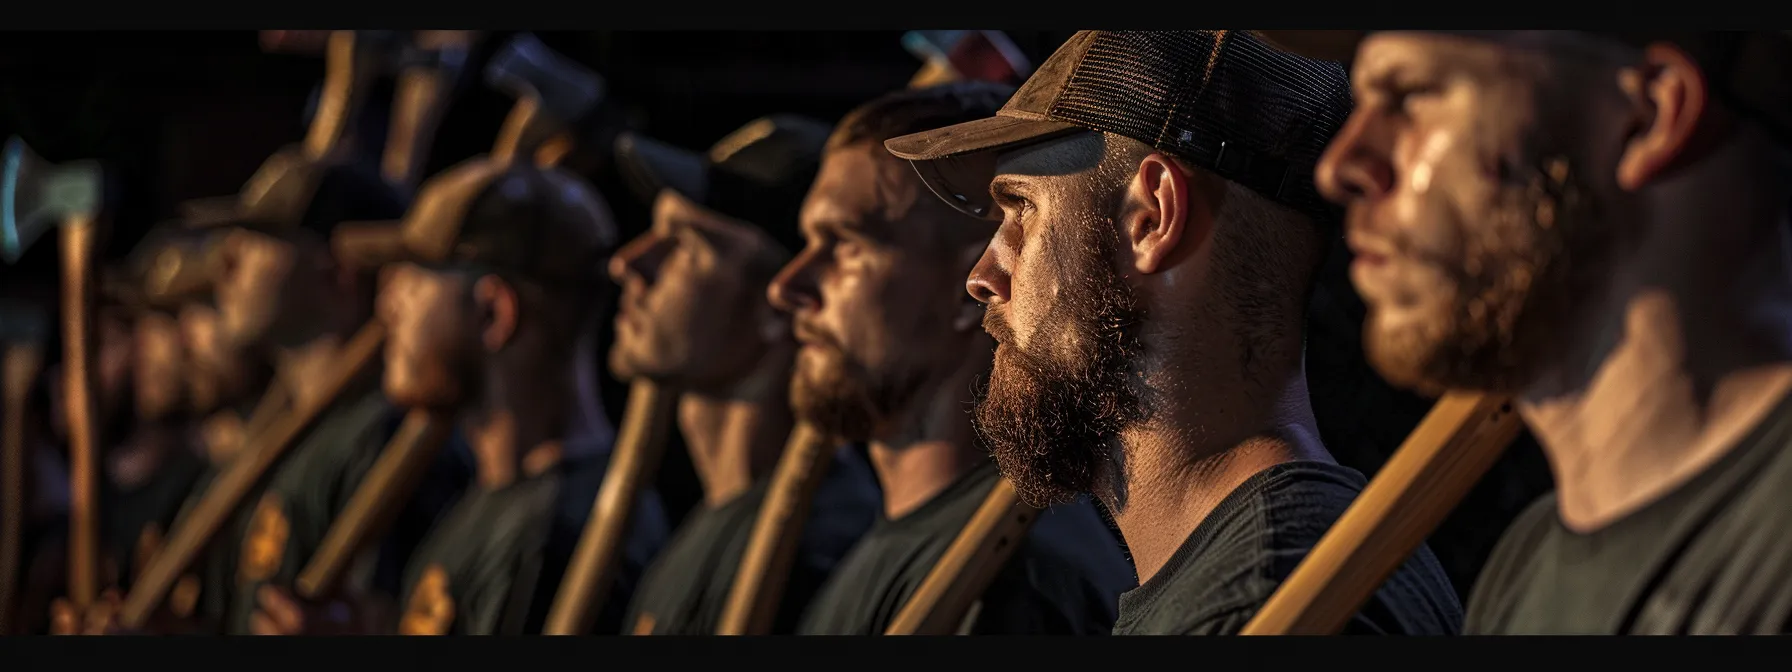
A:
221,384,400,634
390,444,670,635
1465,391,1792,634
1111,461,1463,635
624,445,879,635
796,461,1134,635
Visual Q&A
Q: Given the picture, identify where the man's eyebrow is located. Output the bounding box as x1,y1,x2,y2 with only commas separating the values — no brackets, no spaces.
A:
989,175,1033,202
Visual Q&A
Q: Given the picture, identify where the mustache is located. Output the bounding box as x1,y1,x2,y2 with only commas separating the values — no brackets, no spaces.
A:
982,305,1016,345
792,318,847,353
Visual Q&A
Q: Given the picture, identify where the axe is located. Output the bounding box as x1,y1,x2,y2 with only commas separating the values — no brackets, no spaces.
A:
903,31,1033,88
0,301,50,634
0,138,109,611
1241,391,1521,634
458,34,650,637
713,423,833,635
290,32,482,599
118,31,408,629
483,32,607,168
380,31,481,189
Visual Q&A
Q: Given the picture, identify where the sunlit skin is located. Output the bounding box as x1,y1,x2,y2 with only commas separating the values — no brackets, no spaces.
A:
768,140,992,519
965,131,1332,582
212,227,370,411
607,189,795,506
1317,31,1792,531
132,312,185,424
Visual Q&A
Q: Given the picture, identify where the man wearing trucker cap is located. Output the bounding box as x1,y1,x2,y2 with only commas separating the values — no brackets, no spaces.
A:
247,155,668,635
1279,29,1792,634
608,115,881,635
885,30,1464,635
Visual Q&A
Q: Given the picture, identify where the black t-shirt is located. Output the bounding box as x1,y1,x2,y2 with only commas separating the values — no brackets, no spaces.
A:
1466,390,1792,634
1112,461,1463,635
222,384,401,634
796,461,1135,635
624,445,880,635
391,443,670,635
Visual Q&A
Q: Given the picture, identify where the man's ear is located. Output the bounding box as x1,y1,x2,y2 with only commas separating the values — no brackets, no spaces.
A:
1123,153,1214,274
472,276,519,352
1615,42,1716,190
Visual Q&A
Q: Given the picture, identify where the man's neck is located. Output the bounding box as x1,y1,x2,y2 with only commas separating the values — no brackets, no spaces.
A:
678,393,791,508
866,366,987,521
1102,363,1330,584
464,357,574,490
1521,277,1792,532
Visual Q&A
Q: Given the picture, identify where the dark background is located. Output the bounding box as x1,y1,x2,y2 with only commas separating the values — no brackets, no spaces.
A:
0,30,1553,599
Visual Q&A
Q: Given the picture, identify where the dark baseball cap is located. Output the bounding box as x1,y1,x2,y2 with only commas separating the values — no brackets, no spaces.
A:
885,30,1353,226
181,145,409,239
613,114,832,253
1258,30,1792,146
331,156,618,287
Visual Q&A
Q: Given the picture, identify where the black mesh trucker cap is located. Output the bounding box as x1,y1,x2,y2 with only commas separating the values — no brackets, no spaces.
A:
1258,30,1792,146
614,115,832,253
333,158,618,287
885,31,1353,226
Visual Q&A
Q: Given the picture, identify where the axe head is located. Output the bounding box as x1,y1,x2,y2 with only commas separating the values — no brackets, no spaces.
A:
486,33,606,143
1,137,104,265
902,31,1033,87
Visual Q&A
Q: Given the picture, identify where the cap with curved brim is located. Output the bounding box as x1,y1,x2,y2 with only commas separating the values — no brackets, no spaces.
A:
180,196,250,229
614,132,710,207
883,114,1082,220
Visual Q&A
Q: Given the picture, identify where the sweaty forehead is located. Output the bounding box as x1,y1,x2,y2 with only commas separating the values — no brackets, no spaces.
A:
1356,31,1626,82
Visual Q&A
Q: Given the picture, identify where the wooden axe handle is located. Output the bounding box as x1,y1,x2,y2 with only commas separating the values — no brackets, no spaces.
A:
1240,391,1522,635
541,379,677,635
383,32,477,188
885,478,1041,635
1,342,44,635
117,320,386,629
60,217,100,608
304,31,374,161
294,408,453,600
714,424,833,635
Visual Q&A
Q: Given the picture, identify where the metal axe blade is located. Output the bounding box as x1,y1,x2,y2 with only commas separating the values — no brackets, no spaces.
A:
1,138,103,265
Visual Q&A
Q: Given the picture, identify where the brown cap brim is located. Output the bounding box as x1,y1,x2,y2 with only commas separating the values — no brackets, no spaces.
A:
331,220,410,270
1251,31,1367,64
884,114,1082,220
614,133,709,208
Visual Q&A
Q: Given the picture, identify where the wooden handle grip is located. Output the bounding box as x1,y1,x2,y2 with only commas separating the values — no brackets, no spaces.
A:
1239,391,1522,635
294,408,454,599
60,219,100,608
1,343,44,634
885,478,1040,635
541,380,677,635
303,31,371,161
117,321,386,629
714,424,834,635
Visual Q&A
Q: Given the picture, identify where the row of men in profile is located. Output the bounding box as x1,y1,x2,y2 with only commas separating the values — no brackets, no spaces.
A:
32,27,1792,636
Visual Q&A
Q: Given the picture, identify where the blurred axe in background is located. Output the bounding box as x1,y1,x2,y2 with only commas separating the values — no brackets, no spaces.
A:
0,137,113,616
291,31,481,603
119,30,409,630
903,31,1032,88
